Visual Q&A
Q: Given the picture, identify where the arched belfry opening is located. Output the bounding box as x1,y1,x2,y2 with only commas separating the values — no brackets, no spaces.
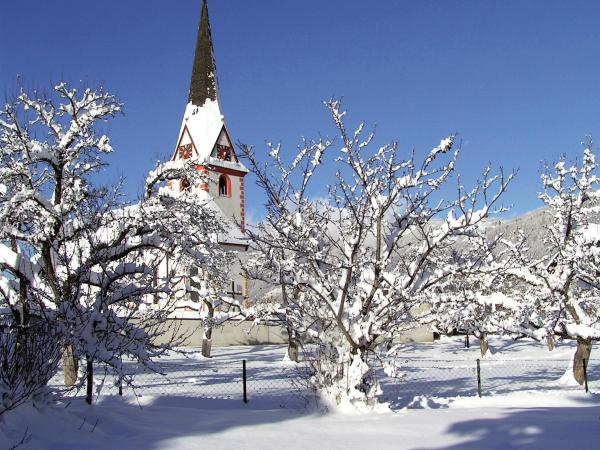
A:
218,174,230,197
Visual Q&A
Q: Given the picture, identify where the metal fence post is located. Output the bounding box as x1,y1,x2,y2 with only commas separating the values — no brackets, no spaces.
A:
118,357,123,396
466,334,470,348
583,358,589,393
86,359,93,405
346,360,349,392
476,358,482,398
243,359,248,403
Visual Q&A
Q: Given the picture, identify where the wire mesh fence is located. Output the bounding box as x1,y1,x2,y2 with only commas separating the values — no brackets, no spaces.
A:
48,352,312,409
47,344,599,411
379,356,599,409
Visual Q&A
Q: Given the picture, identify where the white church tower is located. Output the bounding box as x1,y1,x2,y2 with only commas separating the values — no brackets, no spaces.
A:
171,0,249,233
169,0,249,332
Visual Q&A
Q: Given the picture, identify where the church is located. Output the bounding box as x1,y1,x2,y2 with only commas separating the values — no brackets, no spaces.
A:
168,0,250,319
153,0,433,349
149,0,311,351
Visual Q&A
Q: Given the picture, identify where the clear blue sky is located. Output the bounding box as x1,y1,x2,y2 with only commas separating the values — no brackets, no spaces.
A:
3,0,600,221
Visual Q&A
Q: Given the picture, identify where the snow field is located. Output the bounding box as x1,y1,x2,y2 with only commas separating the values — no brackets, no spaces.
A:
4,336,599,449
381,336,598,408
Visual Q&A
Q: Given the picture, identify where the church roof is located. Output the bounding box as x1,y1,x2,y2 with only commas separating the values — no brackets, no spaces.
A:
176,100,225,162
189,0,218,106
173,0,248,173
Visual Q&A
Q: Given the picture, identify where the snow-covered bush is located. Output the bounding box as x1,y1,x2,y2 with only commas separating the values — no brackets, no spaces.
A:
0,318,60,415
241,100,512,409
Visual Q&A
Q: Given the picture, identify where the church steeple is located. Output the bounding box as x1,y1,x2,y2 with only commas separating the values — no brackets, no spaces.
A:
188,0,218,106
173,0,249,237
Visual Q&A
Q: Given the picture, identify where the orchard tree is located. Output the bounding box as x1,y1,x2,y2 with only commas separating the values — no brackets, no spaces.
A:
425,227,532,358
182,261,246,358
242,246,304,362
0,82,226,405
241,100,512,409
500,145,600,384
427,253,506,357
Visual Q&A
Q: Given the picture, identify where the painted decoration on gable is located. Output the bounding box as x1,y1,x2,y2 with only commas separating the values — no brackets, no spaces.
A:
216,144,232,160
210,127,237,162
178,143,193,159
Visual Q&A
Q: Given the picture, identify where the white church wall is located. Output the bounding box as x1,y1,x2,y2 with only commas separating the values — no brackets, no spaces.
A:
220,249,247,299
208,170,243,226
148,319,434,347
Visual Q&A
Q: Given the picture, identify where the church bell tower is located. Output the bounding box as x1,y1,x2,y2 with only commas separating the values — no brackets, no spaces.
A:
172,0,248,234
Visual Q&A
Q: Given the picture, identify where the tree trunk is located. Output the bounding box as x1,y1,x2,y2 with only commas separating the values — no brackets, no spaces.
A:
286,332,299,363
14,252,31,380
201,325,212,358
201,334,212,358
62,345,79,387
479,335,489,358
348,346,378,405
201,302,214,358
573,337,592,385
546,335,555,352
284,286,300,362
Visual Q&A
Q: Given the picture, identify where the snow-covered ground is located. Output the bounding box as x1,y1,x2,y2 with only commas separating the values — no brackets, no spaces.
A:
2,337,599,450
381,336,599,408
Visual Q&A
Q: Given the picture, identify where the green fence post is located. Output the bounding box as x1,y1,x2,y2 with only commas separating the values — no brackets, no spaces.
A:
583,358,589,393
243,360,248,403
477,359,482,398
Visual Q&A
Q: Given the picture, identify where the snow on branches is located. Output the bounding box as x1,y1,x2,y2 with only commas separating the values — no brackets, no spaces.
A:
241,99,512,409
500,144,600,383
0,82,226,403
428,142,600,383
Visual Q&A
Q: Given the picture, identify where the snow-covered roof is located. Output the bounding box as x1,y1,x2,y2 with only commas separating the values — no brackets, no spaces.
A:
193,188,248,247
177,99,223,162
173,100,248,174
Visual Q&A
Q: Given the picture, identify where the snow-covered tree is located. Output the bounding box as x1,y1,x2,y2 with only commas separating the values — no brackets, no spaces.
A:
243,268,303,363
426,240,508,357
423,218,545,358
499,145,600,384
182,262,246,358
241,100,512,409
0,82,226,403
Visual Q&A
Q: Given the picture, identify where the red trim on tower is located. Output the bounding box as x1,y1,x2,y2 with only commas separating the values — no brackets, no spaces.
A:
199,166,209,192
240,176,246,232
208,165,248,178
218,174,232,197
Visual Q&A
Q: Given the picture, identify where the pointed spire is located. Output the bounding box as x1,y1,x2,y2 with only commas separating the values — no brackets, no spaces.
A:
188,0,219,106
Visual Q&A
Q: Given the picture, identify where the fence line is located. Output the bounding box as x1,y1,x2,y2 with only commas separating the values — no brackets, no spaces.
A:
379,356,598,408
49,351,598,410
49,357,312,408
